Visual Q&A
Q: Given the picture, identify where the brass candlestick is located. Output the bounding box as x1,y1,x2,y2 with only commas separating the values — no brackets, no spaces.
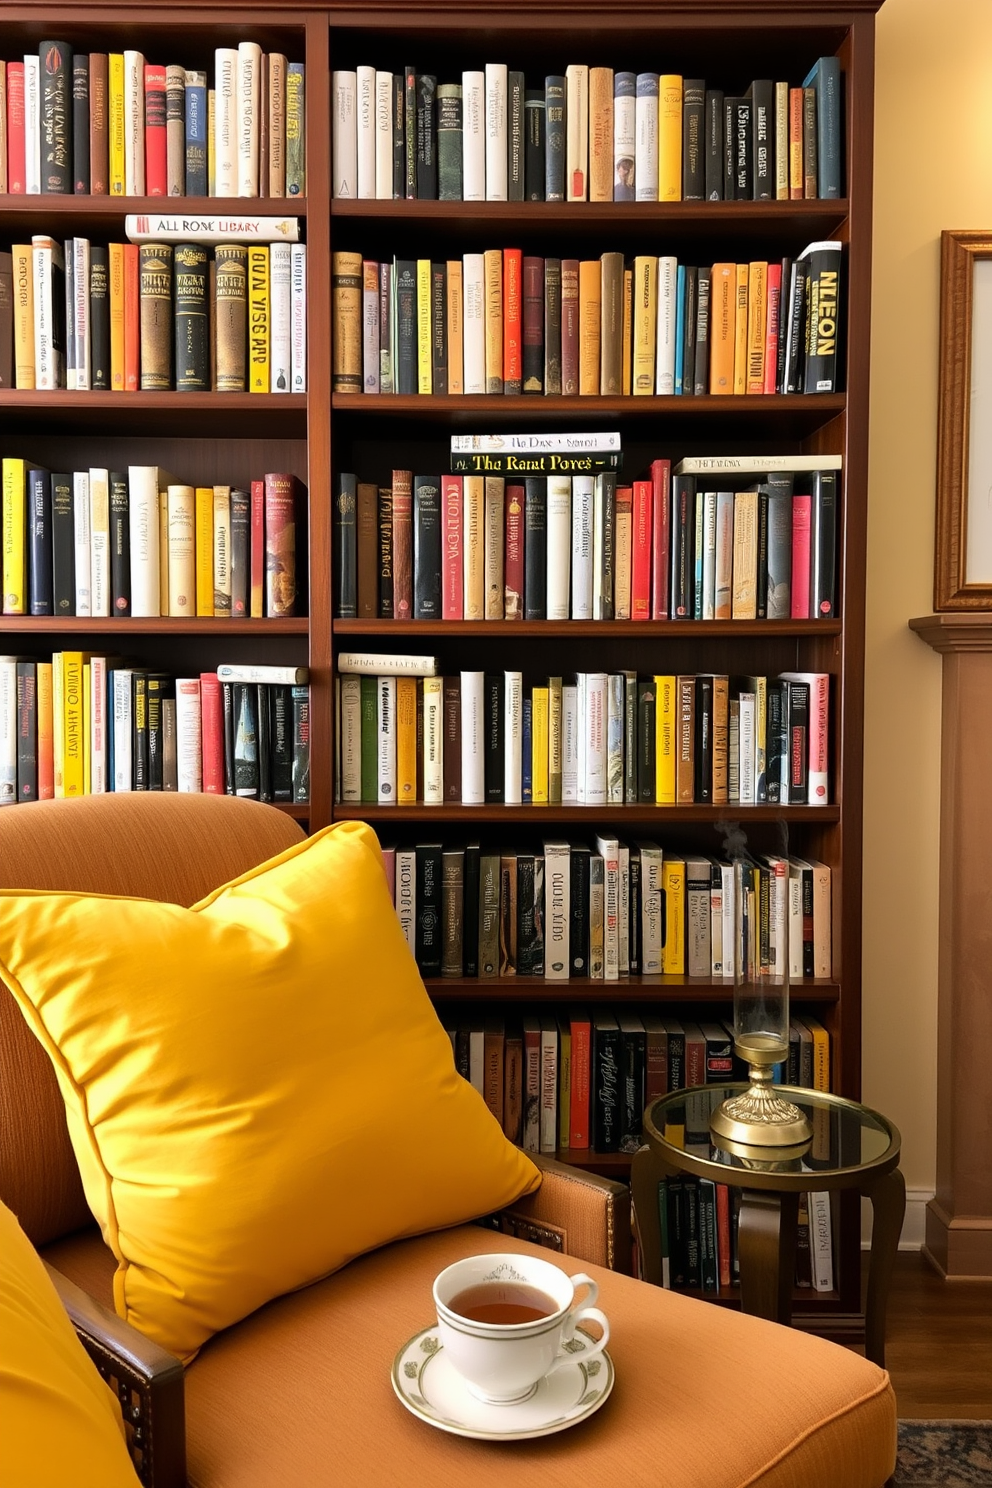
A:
710,1032,813,1148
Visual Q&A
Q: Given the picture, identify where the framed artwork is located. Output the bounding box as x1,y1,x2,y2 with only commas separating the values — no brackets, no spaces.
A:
935,230,992,609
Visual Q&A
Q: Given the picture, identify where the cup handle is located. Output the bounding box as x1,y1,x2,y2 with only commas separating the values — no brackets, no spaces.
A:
548,1305,610,1373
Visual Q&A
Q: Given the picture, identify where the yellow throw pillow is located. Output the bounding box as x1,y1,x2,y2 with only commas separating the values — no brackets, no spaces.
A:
0,820,540,1361
0,1200,139,1488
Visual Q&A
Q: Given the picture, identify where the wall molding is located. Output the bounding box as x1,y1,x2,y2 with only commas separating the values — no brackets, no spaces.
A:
862,1189,934,1250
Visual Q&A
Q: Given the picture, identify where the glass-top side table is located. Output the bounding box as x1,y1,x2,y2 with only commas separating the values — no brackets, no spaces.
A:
631,1085,905,1367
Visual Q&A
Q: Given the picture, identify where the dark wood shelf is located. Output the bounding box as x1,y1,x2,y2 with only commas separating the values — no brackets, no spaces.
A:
274,802,311,820
0,193,307,233
332,199,847,227
0,391,307,437
333,618,843,638
334,803,839,824
0,617,309,635
427,975,840,1002
549,1149,633,1175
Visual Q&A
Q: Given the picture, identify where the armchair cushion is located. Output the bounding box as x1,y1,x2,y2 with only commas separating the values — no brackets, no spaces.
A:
0,819,539,1362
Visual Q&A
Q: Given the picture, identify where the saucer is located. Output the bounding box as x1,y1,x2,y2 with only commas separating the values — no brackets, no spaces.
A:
391,1324,614,1441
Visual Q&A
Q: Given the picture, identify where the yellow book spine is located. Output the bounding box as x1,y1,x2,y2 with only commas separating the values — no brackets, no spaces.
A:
708,262,736,394
446,260,463,395
52,653,65,798
657,75,683,201
396,676,417,804
416,259,432,394
531,685,549,803
578,259,601,395
733,262,749,395
2,458,26,616
621,268,633,397
662,857,686,974
109,54,125,195
61,651,85,798
248,246,270,393
463,475,485,619
83,663,91,796
655,674,676,803
632,255,657,396
483,248,502,393
195,487,214,616
12,246,35,389
36,663,54,800
109,243,126,391
746,260,767,393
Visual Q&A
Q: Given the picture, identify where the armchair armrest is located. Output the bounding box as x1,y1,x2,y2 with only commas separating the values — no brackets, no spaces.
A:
44,1264,186,1488
491,1155,632,1274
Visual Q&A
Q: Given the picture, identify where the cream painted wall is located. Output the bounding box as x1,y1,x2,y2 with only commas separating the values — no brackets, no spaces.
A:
864,0,992,1193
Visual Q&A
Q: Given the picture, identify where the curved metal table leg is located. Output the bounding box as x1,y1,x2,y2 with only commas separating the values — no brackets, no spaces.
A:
865,1166,906,1367
738,1189,800,1326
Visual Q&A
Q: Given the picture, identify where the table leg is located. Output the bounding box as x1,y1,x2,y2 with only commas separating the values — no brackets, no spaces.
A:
738,1190,800,1326
864,1166,906,1368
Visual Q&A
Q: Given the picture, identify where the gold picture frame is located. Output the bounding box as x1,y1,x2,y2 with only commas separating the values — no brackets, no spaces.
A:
935,230,992,610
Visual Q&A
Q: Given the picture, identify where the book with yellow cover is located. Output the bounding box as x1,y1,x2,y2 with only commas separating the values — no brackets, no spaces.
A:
746,260,767,394
109,54,125,195
712,674,729,805
578,259,601,395
733,262,749,395
396,675,417,803
11,246,35,389
2,458,26,616
708,262,735,394
483,248,503,393
417,258,432,394
662,856,686,974
248,245,270,393
109,243,126,391
531,684,549,802
655,673,676,803
633,255,657,396
36,662,54,800
446,260,463,394
61,651,85,798
732,488,758,619
83,662,91,796
622,268,633,396
195,487,214,615
657,75,683,201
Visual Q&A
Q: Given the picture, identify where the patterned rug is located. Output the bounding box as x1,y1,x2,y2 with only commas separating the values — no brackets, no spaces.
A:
895,1422,992,1487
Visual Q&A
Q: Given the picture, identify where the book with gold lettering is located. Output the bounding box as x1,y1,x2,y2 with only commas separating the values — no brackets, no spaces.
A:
214,245,248,392
247,244,269,393
138,243,172,390
484,248,503,393
332,250,362,392
746,259,767,394
733,262,749,395
578,259,601,396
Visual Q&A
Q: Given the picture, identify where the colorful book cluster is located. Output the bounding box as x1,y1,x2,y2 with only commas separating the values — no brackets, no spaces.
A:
0,656,310,806
334,659,831,808
2,459,300,620
0,44,304,196
0,228,306,393
332,241,841,397
332,59,841,203
333,451,839,624
381,839,831,983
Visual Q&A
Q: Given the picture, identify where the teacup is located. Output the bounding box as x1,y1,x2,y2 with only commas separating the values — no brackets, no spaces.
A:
433,1252,610,1405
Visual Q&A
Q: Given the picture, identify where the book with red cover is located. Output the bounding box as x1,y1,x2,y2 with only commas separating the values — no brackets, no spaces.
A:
502,248,523,394
504,482,524,619
264,472,297,617
561,258,579,396
522,255,544,393
391,468,413,621
143,63,167,196
6,63,26,194
763,261,782,395
124,243,140,392
632,477,653,620
199,672,225,793
650,457,671,619
568,1008,591,1149
250,478,265,618
791,492,812,619
441,474,463,619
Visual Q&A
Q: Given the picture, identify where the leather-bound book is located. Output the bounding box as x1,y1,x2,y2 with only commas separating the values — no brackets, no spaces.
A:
173,244,209,391
214,245,247,391
138,243,173,390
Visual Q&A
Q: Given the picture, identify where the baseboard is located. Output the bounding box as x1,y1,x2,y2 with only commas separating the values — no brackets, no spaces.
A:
861,1189,934,1250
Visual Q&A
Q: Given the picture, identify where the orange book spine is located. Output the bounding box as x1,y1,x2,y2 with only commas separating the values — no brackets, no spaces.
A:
36,662,55,800
708,262,736,395
746,260,767,394
788,88,803,200
733,262,748,395
578,259,601,396
502,248,522,394
124,242,140,392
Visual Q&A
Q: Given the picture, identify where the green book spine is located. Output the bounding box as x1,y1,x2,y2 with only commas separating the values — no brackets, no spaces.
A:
436,83,462,201
360,675,377,800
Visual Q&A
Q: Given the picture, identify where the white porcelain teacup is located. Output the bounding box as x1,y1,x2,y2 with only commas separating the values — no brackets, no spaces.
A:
433,1252,610,1405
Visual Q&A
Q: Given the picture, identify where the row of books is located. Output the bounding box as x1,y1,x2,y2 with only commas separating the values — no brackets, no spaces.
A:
331,241,841,398
331,60,841,203
2,461,300,621
382,839,831,983
1,238,307,393
333,458,839,624
0,45,305,197
335,665,831,808
0,657,310,805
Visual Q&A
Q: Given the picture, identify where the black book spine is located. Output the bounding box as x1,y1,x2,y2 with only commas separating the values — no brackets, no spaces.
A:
704,89,724,200
788,681,810,804
722,96,737,200
51,473,75,615
693,270,710,396
430,262,447,395
146,675,165,790
569,847,590,977
812,470,839,618
173,243,209,391
684,1180,701,1288
750,79,774,199
621,1026,646,1148
40,41,72,194
415,843,444,976
89,247,110,389
669,475,695,619
28,469,53,616
16,663,38,802
484,672,504,802
230,486,250,618
628,851,641,973
801,867,815,978
257,684,272,802
695,675,713,803
415,74,437,200
756,485,769,619
507,70,525,202
734,98,752,198
378,485,394,618
233,683,259,798
524,90,546,201
394,260,417,394
766,679,787,804
523,476,547,620
544,258,562,395
109,471,130,616
334,472,357,618
682,265,697,397
784,261,808,394
132,673,149,790
544,76,566,202
222,682,235,793
803,245,841,394
516,855,537,970
392,72,405,199
668,1028,686,1091
271,684,293,800
638,678,657,802
413,475,442,619
667,1179,687,1287
463,842,481,977
72,53,89,192
592,1019,622,1153
436,84,462,202
404,67,417,199
292,685,310,804
682,79,705,200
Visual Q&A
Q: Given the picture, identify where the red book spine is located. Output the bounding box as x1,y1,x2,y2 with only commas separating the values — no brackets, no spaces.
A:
791,493,812,619
717,1184,731,1288
569,1015,591,1149
522,255,543,393
123,243,140,392
199,673,225,793
763,262,782,395
391,469,413,621
502,248,523,393
250,478,265,618
649,457,671,618
441,474,463,619
143,64,168,197
6,63,26,194
561,258,579,396
264,472,297,617
808,673,829,800
503,482,524,620
631,478,653,620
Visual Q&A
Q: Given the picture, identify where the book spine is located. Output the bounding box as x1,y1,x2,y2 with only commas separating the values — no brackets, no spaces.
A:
544,76,565,201
413,475,441,619
484,476,505,619
437,82,463,201
485,63,506,201
441,474,463,619
462,70,485,201
264,472,296,618
374,69,393,200
460,670,484,804
40,41,72,194
123,50,146,195
416,74,437,200
144,63,167,196
525,90,546,202
635,73,658,201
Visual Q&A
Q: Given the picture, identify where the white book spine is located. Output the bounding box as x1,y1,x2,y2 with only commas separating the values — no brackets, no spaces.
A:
767,856,789,976
584,672,608,805
738,694,756,804
356,65,376,199
127,466,160,618
166,483,194,616
216,664,308,685
0,661,16,806
336,652,437,676
702,491,717,619
269,242,292,393
655,255,677,393
72,471,91,615
562,683,578,802
332,71,358,198
462,71,485,201
123,213,301,244
111,672,132,792
73,237,90,390
809,1191,834,1291
640,845,664,974
291,244,307,392
504,669,522,805
374,71,393,199
539,1025,558,1152
88,468,110,617
460,669,485,803
237,42,261,196
462,253,486,394
715,490,734,616
788,864,804,979
377,674,397,803
544,841,570,979
23,56,41,194
574,672,587,803
618,844,630,975
721,863,736,977
565,64,589,201
214,48,238,198
595,833,620,981
592,476,608,620
395,849,416,953
812,861,831,976
123,51,146,195
64,241,75,390
32,243,54,389
174,678,202,793
423,674,444,803
634,74,658,202
710,872,725,975
89,656,107,794
570,474,594,619
451,430,623,454
339,675,362,801
484,64,507,201
613,88,635,201
546,475,571,620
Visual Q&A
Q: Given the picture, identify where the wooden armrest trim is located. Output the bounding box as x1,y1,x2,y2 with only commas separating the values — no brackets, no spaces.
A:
44,1264,187,1488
